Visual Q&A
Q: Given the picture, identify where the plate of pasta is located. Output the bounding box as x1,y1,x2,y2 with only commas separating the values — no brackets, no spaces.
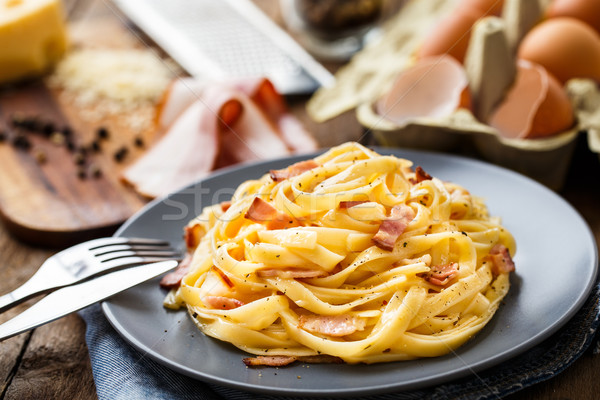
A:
103,142,597,397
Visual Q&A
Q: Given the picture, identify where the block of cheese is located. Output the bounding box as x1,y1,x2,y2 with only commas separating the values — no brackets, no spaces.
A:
0,0,68,84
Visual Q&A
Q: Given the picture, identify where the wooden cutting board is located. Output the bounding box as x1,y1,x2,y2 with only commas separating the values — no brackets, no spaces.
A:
0,16,162,247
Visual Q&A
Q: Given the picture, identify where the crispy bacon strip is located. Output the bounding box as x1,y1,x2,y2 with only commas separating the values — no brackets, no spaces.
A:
257,268,326,279
298,315,366,337
338,200,368,209
372,204,415,251
488,244,515,274
184,223,203,249
242,354,343,367
269,160,319,182
243,355,297,367
203,296,244,310
159,253,192,290
409,166,433,184
418,262,459,286
245,197,298,230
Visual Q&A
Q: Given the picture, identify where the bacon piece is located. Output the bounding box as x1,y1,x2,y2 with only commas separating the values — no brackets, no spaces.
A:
257,268,326,279
269,160,319,182
418,262,459,286
236,78,318,153
124,77,316,199
184,223,204,249
245,197,298,230
338,200,368,209
160,253,192,290
220,200,232,212
298,315,366,337
488,244,516,274
121,95,223,198
372,204,415,251
203,295,244,310
242,354,344,367
243,355,297,367
409,166,433,184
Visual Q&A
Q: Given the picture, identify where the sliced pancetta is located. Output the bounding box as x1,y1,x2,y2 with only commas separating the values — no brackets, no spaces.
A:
298,314,366,337
203,295,244,310
269,160,319,182
159,253,193,290
488,244,516,274
245,197,297,230
418,262,459,286
372,204,416,251
122,77,318,199
256,268,326,279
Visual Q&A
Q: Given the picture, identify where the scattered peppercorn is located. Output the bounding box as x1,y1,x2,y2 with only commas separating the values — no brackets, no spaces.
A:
62,126,73,137
90,140,101,153
96,126,109,140
73,151,86,166
76,167,87,180
133,136,144,148
114,146,129,162
42,122,55,137
12,134,31,150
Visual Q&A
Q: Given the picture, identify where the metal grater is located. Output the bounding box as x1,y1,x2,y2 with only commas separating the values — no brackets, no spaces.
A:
112,0,334,95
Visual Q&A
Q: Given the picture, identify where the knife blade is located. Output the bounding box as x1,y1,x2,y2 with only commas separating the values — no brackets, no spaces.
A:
0,260,177,341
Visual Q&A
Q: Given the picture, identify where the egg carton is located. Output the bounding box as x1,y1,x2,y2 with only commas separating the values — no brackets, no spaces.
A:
308,0,600,190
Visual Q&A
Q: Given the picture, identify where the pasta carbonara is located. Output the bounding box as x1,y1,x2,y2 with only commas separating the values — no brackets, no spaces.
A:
163,142,516,365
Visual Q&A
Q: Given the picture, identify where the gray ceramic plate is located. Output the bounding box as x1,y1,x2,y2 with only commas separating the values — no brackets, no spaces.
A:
103,148,598,397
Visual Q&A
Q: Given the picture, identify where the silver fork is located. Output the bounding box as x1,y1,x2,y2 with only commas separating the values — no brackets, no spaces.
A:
0,237,182,314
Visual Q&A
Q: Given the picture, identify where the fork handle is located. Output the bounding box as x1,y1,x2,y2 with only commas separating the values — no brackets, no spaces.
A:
0,284,47,314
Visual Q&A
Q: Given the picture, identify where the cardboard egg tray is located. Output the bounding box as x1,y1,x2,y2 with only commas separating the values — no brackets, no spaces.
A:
307,0,600,190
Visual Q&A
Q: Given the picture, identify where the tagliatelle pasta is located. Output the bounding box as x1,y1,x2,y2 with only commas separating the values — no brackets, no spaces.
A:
163,142,516,365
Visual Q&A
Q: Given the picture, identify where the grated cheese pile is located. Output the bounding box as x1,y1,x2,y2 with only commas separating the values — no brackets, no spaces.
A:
49,48,174,110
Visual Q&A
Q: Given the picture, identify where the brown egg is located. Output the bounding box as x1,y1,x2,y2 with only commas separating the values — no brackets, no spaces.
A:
461,0,504,16
417,8,482,64
547,0,600,35
518,17,600,84
376,56,471,125
488,60,574,139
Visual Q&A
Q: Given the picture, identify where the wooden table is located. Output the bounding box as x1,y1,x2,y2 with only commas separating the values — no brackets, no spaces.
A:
1,1,600,399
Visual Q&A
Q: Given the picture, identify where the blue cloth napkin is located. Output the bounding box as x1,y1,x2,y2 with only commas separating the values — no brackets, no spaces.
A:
79,281,600,400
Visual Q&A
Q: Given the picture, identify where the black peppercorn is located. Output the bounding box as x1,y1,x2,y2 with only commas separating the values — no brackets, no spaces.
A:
96,127,109,140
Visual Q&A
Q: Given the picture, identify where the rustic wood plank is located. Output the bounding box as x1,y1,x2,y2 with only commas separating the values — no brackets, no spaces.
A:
3,314,96,400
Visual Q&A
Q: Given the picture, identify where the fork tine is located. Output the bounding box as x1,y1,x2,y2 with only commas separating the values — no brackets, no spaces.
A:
97,250,182,263
92,244,176,257
97,256,181,271
88,237,171,251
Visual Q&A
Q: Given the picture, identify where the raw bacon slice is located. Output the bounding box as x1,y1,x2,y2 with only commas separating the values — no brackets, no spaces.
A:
298,314,366,337
121,94,227,198
239,78,318,153
124,77,318,199
372,204,416,251
269,160,319,182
